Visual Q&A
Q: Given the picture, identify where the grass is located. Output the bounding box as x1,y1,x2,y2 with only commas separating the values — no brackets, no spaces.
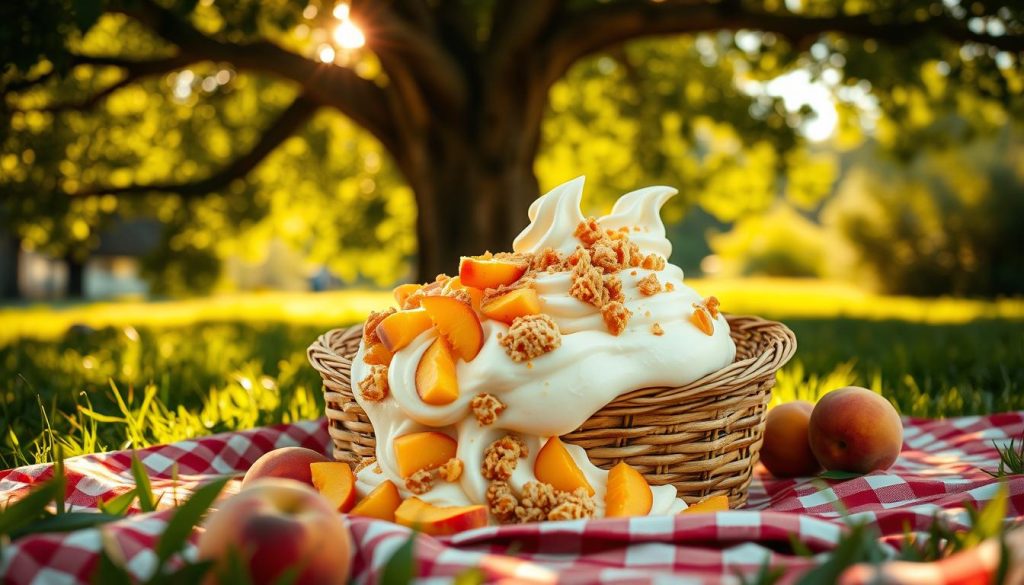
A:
1,278,1023,467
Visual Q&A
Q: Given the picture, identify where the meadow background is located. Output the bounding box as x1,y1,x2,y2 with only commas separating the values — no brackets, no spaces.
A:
3,1,1024,467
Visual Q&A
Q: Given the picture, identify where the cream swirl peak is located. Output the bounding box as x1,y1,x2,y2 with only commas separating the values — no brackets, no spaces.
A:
348,177,736,529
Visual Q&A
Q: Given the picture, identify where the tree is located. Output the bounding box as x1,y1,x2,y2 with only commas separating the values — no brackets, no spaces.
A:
3,0,1023,282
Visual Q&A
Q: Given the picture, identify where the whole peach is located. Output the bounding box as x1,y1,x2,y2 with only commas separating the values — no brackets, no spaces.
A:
760,400,822,478
808,387,903,474
241,447,329,488
197,479,351,585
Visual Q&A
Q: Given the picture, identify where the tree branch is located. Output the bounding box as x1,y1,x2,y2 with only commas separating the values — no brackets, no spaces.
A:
73,94,318,198
486,0,560,73
113,0,399,154
542,3,1024,85
12,54,196,113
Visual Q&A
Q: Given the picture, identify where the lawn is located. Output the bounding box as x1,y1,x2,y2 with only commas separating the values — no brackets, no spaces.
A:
2,278,1023,468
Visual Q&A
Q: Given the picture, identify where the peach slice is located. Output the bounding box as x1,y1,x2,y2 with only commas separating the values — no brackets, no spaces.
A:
376,309,434,353
480,287,541,325
604,462,653,518
689,306,714,336
444,276,484,312
350,480,402,522
393,431,458,478
419,295,484,362
363,342,394,366
415,338,459,406
534,436,595,496
394,497,487,536
680,495,729,514
310,462,357,513
393,283,422,307
459,256,527,290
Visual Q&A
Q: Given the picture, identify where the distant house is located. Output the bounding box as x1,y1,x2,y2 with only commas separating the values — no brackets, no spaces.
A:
1,219,161,300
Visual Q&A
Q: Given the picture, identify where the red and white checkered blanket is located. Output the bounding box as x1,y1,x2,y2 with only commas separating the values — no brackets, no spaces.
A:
2,413,1023,584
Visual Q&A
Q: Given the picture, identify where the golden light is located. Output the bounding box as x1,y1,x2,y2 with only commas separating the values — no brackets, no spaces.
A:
333,19,365,50
317,44,336,63
332,3,349,19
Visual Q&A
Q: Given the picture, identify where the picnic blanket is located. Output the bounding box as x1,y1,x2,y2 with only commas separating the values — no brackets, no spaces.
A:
2,412,1023,584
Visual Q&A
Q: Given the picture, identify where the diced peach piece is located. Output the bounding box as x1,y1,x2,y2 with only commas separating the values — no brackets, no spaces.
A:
393,283,422,307
459,257,527,290
394,497,487,536
604,462,653,518
680,495,729,514
419,295,484,362
689,306,714,336
415,338,459,406
363,342,393,366
481,287,541,324
310,462,356,513
444,276,484,312
534,437,595,496
376,309,434,353
393,431,458,478
350,480,401,522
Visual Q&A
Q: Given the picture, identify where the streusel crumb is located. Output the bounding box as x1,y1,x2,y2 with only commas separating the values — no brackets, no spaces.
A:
500,314,561,362
574,217,604,246
612,238,641,268
651,323,664,336
482,435,528,481
486,480,518,523
601,301,632,336
548,487,597,521
438,458,463,482
637,273,661,296
641,254,666,271
530,248,563,272
363,307,396,345
405,468,434,495
603,274,624,303
471,393,507,426
590,242,620,273
354,457,377,474
570,254,606,307
664,281,675,292
704,295,721,319
481,278,533,305
358,365,389,401
401,277,447,309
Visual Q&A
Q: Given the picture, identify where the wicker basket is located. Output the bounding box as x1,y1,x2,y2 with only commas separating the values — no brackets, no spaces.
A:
308,314,796,507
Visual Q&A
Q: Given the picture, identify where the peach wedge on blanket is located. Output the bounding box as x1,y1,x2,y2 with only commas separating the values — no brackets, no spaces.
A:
394,431,458,477
376,309,434,353
395,497,488,536
604,462,653,517
680,495,729,514
420,295,484,362
310,462,357,513
350,480,402,522
415,337,460,406
534,436,595,496
458,256,527,290
481,287,541,325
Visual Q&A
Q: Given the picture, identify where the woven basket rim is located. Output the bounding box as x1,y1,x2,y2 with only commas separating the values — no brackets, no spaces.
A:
309,313,796,402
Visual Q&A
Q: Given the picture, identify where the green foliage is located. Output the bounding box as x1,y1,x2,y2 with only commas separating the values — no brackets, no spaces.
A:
824,128,1024,296
380,534,417,585
710,204,831,278
986,434,1024,478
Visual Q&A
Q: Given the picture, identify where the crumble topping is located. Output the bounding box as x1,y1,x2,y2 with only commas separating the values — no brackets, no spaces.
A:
400,276,448,309
703,295,721,319
481,277,533,305
358,365,389,402
603,274,625,304
354,457,377,474
641,254,666,271
637,273,661,296
664,281,675,292
471,393,507,426
590,242,620,273
405,468,434,495
601,301,632,336
500,314,561,362
530,248,563,273
438,457,463,482
651,323,664,336
485,480,597,524
482,435,528,481
612,238,641,268
573,217,604,246
363,307,396,345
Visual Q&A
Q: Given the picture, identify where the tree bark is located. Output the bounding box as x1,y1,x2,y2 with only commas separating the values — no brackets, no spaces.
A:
0,234,21,299
65,254,85,298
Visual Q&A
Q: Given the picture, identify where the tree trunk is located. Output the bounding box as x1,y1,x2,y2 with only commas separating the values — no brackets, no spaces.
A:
65,254,85,298
0,234,20,299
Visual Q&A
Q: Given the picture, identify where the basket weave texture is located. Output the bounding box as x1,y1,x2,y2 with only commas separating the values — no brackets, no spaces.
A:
308,314,796,507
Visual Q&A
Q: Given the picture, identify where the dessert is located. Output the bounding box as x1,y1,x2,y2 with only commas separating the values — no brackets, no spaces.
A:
348,177,737,524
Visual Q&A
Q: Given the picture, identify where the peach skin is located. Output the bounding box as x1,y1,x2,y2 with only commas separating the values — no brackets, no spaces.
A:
760,400,822,478
394,497,487,536
458,256,527,290
241,447,329,488
808,386,903,474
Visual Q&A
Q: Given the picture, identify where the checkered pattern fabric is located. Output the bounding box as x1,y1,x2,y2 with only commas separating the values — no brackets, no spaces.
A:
2,413,1022,584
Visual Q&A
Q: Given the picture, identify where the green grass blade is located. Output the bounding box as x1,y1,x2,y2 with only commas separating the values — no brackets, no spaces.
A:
380,533,417,585
98,489,139,516
0,478,63,537
10,512,123,540
154,477,229,567
130,451,157,513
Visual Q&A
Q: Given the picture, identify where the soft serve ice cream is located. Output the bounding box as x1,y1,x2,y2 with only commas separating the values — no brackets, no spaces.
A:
349,177,736,527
